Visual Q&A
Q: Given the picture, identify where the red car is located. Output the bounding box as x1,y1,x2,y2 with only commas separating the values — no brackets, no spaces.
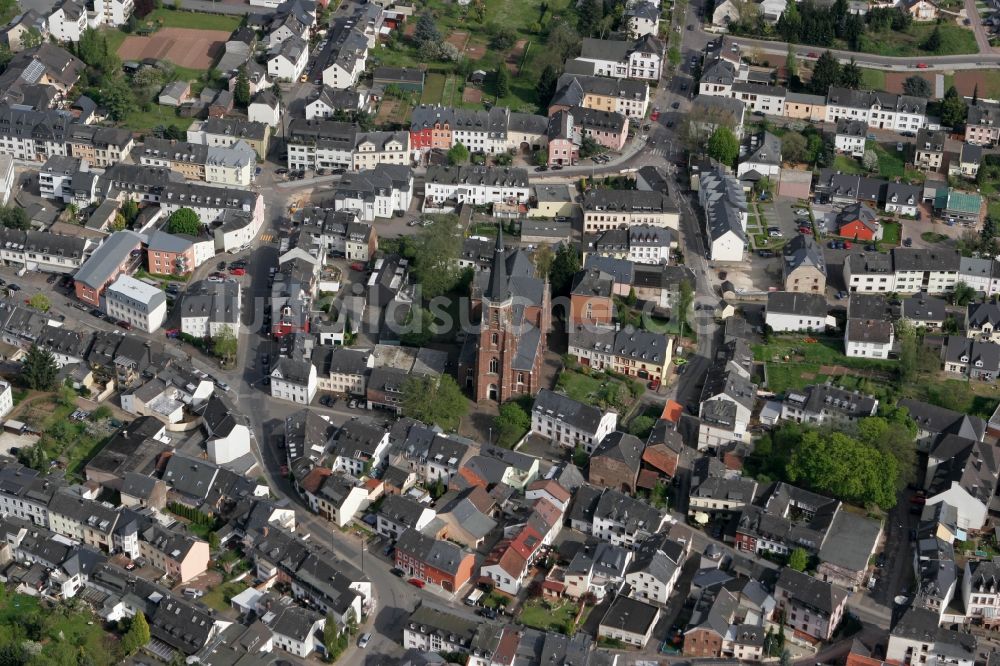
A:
916,63,929,68
165,328,180,338
843,241,852,249
350,262,365,272
807,52,818,58
229,268,246,276
650,107,660,121
408,578,425,589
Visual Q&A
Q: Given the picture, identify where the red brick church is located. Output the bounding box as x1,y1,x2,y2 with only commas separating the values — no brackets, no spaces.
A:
458,230,551,403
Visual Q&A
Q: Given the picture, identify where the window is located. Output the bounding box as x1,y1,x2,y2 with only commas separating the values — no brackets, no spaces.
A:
489,358,499,374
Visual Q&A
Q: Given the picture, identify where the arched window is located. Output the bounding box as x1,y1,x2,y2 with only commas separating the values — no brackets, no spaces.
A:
491,332,499,346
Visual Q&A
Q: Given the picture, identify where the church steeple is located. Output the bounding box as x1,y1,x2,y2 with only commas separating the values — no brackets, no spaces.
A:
485,225,509,303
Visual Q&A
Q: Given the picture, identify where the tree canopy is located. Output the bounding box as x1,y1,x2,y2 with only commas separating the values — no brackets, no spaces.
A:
786,430,898,508
940,86,968,128
549,243,581,296
167,208,201,236
213,325,238,365
409,215,464,299
0,206,29,230
402,374,468,431
903,75,932,98
707,127,739,167
787,547,808,572
20,344,58,391
447,142,470,165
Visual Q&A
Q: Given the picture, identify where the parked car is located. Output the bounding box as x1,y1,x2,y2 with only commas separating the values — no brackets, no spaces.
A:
408,578,425,589
350,262,365,271
165,329,180,338
357,634,371,649
794,208,809,216
229,268,246,276
116,320,133,331
903,237,913,247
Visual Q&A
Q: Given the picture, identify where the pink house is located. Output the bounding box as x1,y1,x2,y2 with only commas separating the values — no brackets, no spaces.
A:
570,105,629,152
547,111,579,166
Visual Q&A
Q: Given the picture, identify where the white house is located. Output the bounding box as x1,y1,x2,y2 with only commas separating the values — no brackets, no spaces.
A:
598,595,661,648
765,291,829,332
700,167,748,263
844,318,894,358
268,36,309,82
736,131,782,179
824,87,927,134
94,0,133,27
320,28,368,90
104,275,167,333
248,92,281,128
267,604,326,658
270,358,318,405
834,118,867,157
963,559,1000,628
375,494,436,540
47,0,86,42
531,388,617,453
423,165,530,209
202,396,252,465
626,1,660,38
0,381,12,421
624,533,688,606
924,437,998,532
574,35,665,81
329,418,390,477
886,607,975,666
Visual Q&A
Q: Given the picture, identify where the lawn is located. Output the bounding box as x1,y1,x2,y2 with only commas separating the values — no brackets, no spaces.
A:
921,231,948,243
856,23,977,56
519,599,580,633
201,580,248,613
556,368,636,411
121,106,195,134
754,335,898,394
860,68,886,90
833,155,865,175
144,8,242,32
989,199,1000,221
869,141,905,179
370,0,572,113
421,73,447,105
0,589,118,665
879,221,901,247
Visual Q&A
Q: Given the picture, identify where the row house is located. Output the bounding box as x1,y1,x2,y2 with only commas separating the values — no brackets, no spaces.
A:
943,336,1000,381
530,388,617,453
550,73,650,120
424,165,530,210
67,125,134,168
0,226,87,274
774,568,848,642
286,118,356,170
582,189,679,233
186,117,270,160
966,99,1000,147
824,87,927,133
390,420,474,485
159,181,264,230
409,105,549,156
572,34,666,81
0,105,72,161
136,138,257,187
47,490,119,553
844,248,962,295
319,21,368,89
394,527,474,593
567,324,672,384
968,302,1000,343
0,463,62,526
331,164,413,222
352,130,409,171
73,230,143,306
699,166,748,262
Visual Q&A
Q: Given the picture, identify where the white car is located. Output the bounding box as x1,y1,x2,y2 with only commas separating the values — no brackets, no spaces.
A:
794,208,809,216
358,633,371,649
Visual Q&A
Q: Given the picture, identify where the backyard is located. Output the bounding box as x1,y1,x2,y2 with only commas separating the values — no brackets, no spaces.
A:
518,598,583,633
855,22,977,56
201,580,248,613
141,8,242,32
371,0,572,113
556,367,639,413
754,335,898,394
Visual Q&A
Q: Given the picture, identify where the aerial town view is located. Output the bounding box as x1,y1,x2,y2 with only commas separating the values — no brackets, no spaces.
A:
6,0,1000,662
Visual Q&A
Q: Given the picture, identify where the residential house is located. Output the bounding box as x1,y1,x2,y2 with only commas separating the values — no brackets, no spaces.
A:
589,431,644,494
774,568,848,641
765,291,828,332
837,202,882,241
950,143,983,180
835,118,868,157
968,302,1000,343
943,337,1000,380
591,488,667,548
886,607,976,666
572,35,665,81
923,434,999,531
582,189,679,233
624,532,689,606
550,73,649,119
104,275,167,333
699,166,748,262
780,383,878,426
915,128,946,171
394,528,474,592
824,87,927,133
73,231,143,306
375,493,435,540
530,388,616,453
782,234,827,293
598,594,661,647
966,99,1000,146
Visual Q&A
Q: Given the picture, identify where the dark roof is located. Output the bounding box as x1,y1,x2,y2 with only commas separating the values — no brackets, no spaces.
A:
592,431,644,471
898,398,986,441
776,568,848,616
767,291,827,317
600,594,659,634
395,528,469,575
533,389,607,435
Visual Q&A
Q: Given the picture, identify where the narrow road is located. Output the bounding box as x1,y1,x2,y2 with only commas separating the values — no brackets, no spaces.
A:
966,0,995,54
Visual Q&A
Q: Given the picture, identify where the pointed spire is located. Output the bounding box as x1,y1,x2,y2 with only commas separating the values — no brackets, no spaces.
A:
486,225,509,302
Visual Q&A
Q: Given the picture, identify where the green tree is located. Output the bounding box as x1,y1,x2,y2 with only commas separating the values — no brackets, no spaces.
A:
495,65,510,98
447,142,470,165
27,294,50,312
781,132,808,163
897,320,917,385
20,344,58,391
399,306,434,346
122,200,139,225
534,149,549,166
668,46,681,70
0,206,30,230
579,135,601,159
111,213,127,231
495,401,530,447
572,444,589,468
707,126,739,167
923,25,941,52
536,64,560,105
323,614,341,661
840,59,862,89
167,208,201,235
857,410,918,489
532,243,555,279
952,281,976,306
626,286,638,307
788,547,808,572
121,611,150,655
903,75,932,98
414,13,440,44
401,374,468,431
576,0,603,35
810,51,842,95
234,66,251,107
677,279,694,337
862,149,879,172
786,430,898,508
627,415,656,439
784,44,798,85
940,86,968,127
212,325,238,365
489,25,517,49
410,215,463,299
549,243,581,296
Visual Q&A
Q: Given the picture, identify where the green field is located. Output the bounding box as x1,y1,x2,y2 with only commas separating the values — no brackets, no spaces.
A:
833,154,865,175
879,221,902,247
144,8,242,32
421,73,447,104
754,336,898,394
856,23,977,56
860,68,886,90
519,599,579,633
122,106,195,134
371,0,572,112
201,580,248,613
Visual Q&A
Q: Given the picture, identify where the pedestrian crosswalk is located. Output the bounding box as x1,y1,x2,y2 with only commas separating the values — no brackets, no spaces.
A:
260,233,276,243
